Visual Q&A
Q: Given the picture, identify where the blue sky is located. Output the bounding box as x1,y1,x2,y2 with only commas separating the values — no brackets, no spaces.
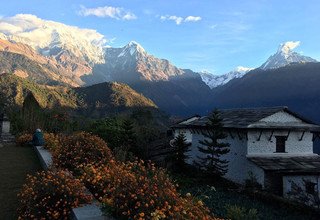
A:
1,0,320,74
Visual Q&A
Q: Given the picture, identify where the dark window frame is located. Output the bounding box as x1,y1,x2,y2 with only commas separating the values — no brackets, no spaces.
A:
275,136,286,153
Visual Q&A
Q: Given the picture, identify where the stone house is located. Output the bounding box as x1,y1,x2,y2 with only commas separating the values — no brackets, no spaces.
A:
171,107,320,205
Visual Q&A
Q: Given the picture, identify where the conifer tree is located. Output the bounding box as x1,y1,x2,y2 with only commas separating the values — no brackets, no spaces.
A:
122,119,137,149
171,133,191,172
196,109,230,177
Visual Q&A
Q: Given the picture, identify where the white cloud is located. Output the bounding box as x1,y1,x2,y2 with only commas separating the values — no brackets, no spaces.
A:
79,5,137,20
185,16,202,22
282,41,300,50
209,24,218,29
160,15,183,25
160,15,202,25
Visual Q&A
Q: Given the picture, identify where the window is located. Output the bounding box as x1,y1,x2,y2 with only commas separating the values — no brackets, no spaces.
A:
306,181,316,194
275,136,286,153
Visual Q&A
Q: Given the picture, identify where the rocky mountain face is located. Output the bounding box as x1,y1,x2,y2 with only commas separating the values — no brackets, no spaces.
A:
0,14,106,85
199,66,253,89
82,41,212,116
83,41,186,85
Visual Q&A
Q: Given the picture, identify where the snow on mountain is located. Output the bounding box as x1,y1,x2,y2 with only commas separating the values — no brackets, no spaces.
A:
199,66,253,89
92,41,186,83
260,41,317,70
0,14,107,64
118,41,146,57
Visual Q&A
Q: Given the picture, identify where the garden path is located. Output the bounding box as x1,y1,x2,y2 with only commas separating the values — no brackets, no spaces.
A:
0,143,41,219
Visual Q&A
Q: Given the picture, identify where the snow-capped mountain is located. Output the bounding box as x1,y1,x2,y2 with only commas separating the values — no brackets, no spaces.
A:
85,41,187,84
199,66,253,89
260,41,317,70
0,14,106,64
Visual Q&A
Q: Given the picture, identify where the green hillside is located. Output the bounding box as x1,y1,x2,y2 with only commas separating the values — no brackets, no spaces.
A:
0,73,157,117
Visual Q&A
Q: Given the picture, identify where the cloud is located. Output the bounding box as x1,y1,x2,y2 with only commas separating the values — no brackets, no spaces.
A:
160,15,202,25
79,5,137,20
209,24,218,29
160,15,183,25
280,41,300,51
185,16,202,22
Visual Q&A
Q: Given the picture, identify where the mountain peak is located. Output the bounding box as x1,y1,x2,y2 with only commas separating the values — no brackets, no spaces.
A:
0,14,107,64
260,41,317,70
199,66,253,89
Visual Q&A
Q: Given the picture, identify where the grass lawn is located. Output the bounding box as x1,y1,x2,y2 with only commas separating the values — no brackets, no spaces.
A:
0,143,41,219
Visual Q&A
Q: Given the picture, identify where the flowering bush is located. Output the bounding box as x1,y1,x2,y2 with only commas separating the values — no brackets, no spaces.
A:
17,170,92,219
16,133,32,146
44,132,63,151
81,160,215,219
53,132,113,172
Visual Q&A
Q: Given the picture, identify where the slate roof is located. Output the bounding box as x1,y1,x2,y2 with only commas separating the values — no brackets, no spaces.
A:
172,106,320,131
247,155,320,173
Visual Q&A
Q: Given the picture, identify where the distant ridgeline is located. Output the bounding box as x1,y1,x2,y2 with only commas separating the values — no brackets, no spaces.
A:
0,73,159,118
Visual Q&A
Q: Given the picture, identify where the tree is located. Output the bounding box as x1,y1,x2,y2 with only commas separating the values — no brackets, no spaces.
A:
121,119,137,149
171,133,191,172
196,109,230,177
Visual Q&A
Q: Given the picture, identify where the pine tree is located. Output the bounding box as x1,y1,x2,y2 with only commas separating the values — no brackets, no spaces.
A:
122,119,137,149
171,133,191,172
21,92,44,132
196,109,230,177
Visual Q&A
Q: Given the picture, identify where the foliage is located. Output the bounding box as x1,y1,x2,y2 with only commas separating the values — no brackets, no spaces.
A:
80,160,215,220
225,205,258,220
43,133,63,151
17,170,92,219
53,132,113,173
169,133,191,172
244,171,262,190
196,109,230,177
16,133,32,147
88,112,166,160
88,117,124,150
286,179,320,208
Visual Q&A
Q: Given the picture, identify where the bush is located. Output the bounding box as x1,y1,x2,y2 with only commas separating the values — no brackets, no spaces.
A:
226,205,258,220
44,132,63,151
17,170,92,219
245,171,262,190
53,132,113,172
16,133,32,147
81,160,216,219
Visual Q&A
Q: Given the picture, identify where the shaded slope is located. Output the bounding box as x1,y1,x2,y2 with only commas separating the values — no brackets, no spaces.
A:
211,62,320,123
75,82,157,117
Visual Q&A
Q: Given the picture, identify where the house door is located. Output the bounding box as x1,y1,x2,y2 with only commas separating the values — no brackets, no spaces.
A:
265,172,283,196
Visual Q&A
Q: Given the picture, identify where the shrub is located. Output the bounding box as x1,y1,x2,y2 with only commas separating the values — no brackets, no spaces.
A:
44,132,63,151
17,170,92,219
245,171,262,190
81,160,216,220
53,132,113,172
226,204,258,220
16,133,32,147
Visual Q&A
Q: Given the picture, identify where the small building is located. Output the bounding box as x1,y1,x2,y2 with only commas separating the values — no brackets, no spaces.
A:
172,107,320,206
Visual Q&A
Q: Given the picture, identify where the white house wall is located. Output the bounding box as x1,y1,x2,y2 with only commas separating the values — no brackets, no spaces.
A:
175,130,265,185
247,130,314,155
260,111,303,123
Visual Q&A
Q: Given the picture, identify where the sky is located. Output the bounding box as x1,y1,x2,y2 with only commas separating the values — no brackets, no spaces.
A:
0,0,320,74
